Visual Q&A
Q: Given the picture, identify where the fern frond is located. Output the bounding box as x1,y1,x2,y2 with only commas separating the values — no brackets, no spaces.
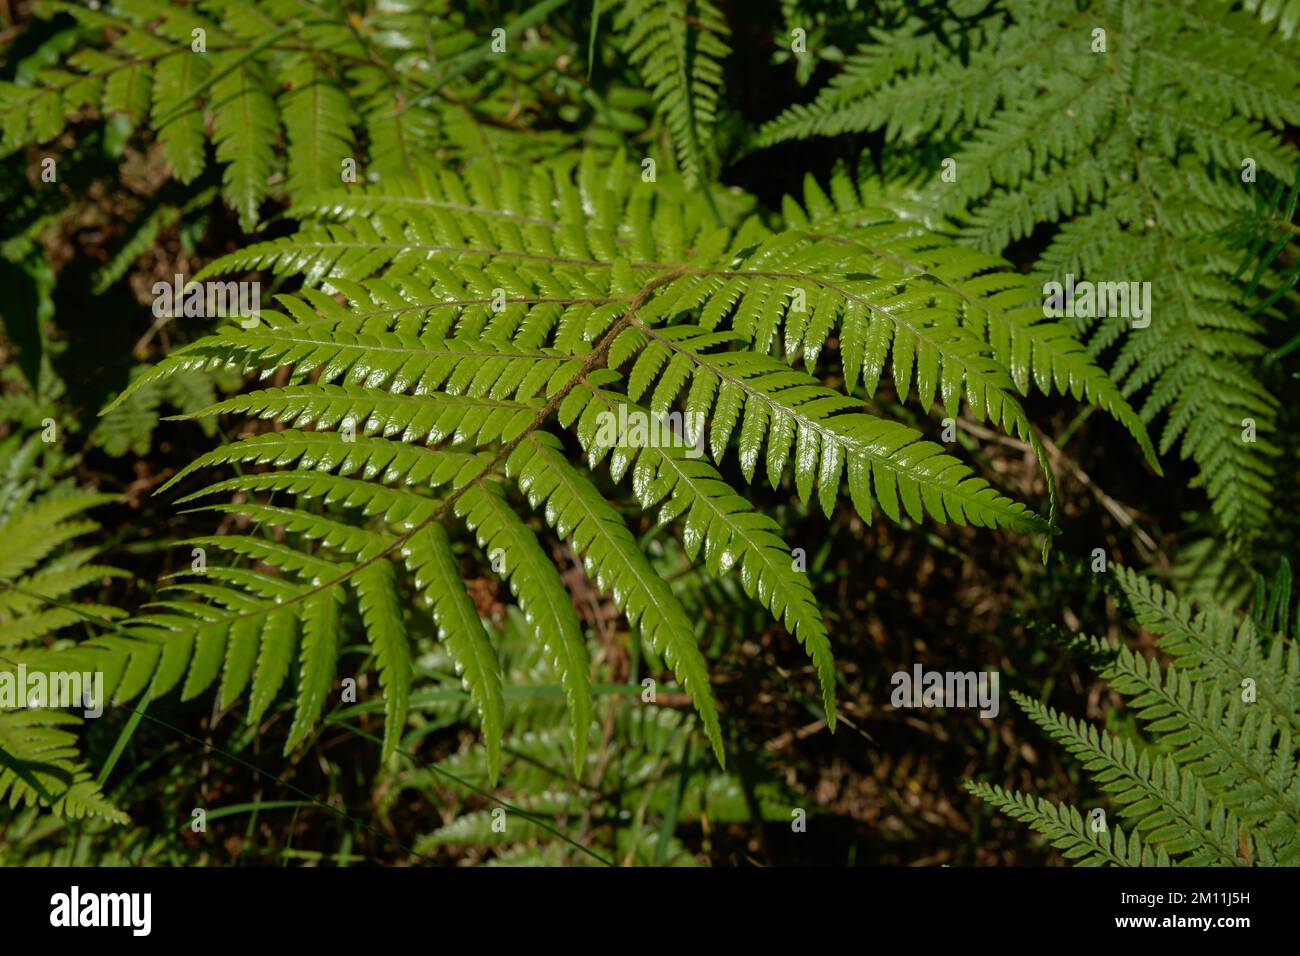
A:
4,0,528,223
94,155,1140,775
614,0,730,187
0,434,127,823
781,165,1161,472
969,564,1300,866
455,482,591,775
759,0,1300,542
965,781,1168,867
402,526,502,781
1090,635,1300,865
1011,690,1245,865
615,325,1045,530
564,382,838,722
506,431,724,763
1112,565,1300,738
281,59,357,199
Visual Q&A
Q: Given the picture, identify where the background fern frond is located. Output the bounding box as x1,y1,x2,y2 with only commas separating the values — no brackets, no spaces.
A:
968,563,1300,866
614,0,730,187
0,433,127,823
760,0,1300,545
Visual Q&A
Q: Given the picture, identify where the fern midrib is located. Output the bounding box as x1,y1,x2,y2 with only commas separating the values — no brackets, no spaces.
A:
191,387,541,428
300,194,560,227
198,333,581,363
222,238,682,271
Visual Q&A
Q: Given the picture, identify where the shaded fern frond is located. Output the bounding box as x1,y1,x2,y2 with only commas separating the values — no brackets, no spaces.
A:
1,0,483,224
968,563,1300,866
614,0,730,187
390,608,795,866
0,433,127,823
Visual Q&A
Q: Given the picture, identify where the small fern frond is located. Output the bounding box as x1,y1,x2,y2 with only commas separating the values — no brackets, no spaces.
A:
1011,690,1246,866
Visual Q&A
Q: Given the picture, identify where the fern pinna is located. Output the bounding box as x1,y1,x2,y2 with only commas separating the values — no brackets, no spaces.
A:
84,151,1157,789
762,0,1300,549
967,562,1300,866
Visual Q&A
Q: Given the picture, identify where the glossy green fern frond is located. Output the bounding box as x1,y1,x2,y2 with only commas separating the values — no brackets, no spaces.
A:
180,152,1146,513
401,525,502,780
92,155,1141,782
505,431,725,762
611,325,1045,531
455,480,593,774
562,380,838,724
